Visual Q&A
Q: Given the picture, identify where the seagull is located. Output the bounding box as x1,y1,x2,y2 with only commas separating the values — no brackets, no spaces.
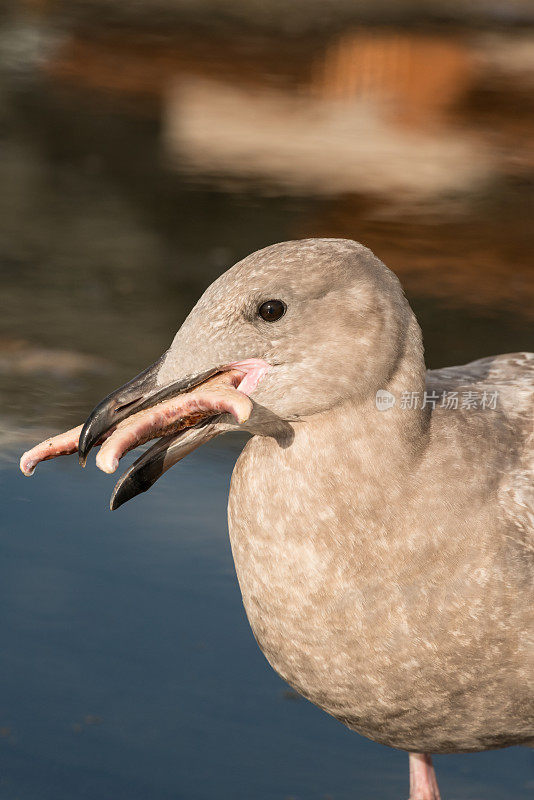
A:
21,239,534,800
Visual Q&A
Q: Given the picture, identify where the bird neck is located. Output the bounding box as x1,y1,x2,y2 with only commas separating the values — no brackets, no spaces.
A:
293,310,429,464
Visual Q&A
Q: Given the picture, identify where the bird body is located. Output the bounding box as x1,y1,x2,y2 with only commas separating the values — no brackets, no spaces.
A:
229,351,534,754
21,238,534,797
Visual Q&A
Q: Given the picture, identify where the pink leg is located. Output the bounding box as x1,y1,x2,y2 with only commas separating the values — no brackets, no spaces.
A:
408,753,441,800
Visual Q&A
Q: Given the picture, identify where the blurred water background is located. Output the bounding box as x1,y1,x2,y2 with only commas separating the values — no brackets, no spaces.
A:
1,1,533,798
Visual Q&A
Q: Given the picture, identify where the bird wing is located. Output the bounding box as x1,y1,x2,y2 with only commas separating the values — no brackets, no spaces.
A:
427,352,534,552
427,351,534,393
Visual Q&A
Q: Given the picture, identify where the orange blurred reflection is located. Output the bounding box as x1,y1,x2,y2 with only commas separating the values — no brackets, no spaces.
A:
39,22,534,316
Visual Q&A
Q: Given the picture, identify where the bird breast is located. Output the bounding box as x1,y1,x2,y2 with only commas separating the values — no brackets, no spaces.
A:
227,421,534,752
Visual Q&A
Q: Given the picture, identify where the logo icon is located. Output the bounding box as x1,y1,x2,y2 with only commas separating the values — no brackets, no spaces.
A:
375,390,396,411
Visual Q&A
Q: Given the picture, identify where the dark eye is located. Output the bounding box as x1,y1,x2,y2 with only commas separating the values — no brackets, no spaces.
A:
258,299,286,322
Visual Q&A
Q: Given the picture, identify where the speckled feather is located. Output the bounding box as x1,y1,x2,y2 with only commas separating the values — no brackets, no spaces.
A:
217,241,534,754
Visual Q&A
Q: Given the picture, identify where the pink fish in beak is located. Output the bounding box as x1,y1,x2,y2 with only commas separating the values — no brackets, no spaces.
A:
20,358,270,509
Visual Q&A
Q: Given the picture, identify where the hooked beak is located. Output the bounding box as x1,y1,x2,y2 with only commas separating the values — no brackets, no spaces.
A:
78,356,219,467
78,356,270,510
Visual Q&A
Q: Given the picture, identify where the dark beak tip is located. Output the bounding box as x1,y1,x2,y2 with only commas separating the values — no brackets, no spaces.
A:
109,487,123,511
109,477,123,511
78,421,96,467
109,474,142,512
109,487,139,512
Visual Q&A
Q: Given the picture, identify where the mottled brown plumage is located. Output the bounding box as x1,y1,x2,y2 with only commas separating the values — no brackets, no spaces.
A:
21,239,534,799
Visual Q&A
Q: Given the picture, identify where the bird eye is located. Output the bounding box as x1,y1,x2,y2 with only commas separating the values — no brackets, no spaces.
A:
258,299,286,322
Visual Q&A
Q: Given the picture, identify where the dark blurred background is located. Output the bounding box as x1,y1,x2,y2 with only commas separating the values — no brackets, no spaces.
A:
1,2,533,799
